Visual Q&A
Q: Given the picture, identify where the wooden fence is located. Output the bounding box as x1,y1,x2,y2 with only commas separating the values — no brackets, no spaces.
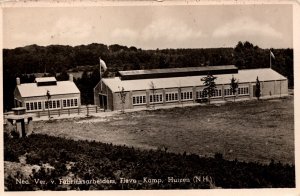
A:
4,105,103,119
35,105,103,118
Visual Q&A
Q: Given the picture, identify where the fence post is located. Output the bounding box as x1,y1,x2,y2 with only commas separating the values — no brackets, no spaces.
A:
87,105,89,116
58,110,60,117
78,107,80,115
96,106,98,113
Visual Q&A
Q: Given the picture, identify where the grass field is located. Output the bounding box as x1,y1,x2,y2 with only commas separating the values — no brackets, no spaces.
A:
34,96,294,165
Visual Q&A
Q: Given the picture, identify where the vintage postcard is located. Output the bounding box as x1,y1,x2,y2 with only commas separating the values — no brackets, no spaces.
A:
0,0,299,195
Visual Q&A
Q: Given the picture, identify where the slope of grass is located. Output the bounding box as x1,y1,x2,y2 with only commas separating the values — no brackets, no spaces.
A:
34,96,294,164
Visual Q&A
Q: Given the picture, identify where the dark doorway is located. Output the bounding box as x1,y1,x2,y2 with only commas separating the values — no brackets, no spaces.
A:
253,85,256,97
99,94,107,110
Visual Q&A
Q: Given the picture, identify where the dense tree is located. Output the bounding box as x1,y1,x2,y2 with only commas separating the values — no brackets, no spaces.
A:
118,87,127,113
255,76,261,100
230,75,239,102
149,81,156,109
56,70,69,81
201,73,217,104
46,90,51,119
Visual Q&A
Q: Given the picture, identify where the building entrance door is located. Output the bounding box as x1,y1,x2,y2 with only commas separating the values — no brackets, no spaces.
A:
253,85,256,98
99,94,107,110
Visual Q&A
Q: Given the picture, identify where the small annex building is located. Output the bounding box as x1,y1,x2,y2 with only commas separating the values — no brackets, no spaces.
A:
93,65,288,111
14,74,81,113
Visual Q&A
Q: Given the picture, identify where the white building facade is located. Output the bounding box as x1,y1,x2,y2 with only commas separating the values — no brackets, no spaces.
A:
14,75,81,113
94,66,288,111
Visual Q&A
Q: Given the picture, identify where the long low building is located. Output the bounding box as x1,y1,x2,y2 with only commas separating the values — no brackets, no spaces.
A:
14,75,81,113
93,65,288,111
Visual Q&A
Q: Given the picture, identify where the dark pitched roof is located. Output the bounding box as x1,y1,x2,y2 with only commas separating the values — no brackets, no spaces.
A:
118,65,238,80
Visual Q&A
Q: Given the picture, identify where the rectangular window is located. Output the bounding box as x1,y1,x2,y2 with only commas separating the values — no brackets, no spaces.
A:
224,88,234,97
165,92,179,102
74,99,77,106
211,89,222,98
61,98,79,108
38,102,42,109
197,90,208,99
26,103,30,110
132,95,146,105
150,94,163,103
181,91,193,101
26,101,44,111
238,87,249,95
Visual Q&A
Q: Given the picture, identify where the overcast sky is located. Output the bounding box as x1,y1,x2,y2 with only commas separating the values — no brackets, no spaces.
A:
3,4,293,49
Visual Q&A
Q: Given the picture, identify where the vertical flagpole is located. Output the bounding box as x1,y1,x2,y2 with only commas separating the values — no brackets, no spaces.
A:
99,57,102,91
270,51,271,69
99,57,102,79
99,57,104,110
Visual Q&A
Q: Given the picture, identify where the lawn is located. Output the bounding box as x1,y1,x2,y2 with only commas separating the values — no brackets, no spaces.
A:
34,96,294,165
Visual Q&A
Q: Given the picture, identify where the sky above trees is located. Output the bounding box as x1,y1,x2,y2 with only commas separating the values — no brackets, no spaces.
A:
3,3,293,49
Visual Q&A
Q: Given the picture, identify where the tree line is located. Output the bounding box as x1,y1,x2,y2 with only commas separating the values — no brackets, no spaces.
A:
3,41,293,111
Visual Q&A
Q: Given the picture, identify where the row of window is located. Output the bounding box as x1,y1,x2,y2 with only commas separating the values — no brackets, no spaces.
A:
224,87,249,96
62,98,78,108
181,91,193,101
238,87,249,95
150,94,163,103
132,87,249,105
196,89,222,99
26,101,43,111
25,98,79,111
133,92,194,105
45,100,61,109
132,95,146,105
224,88,234,96
165,92,179,102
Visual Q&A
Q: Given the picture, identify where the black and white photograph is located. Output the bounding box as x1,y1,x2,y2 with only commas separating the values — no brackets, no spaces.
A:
1,0,298,194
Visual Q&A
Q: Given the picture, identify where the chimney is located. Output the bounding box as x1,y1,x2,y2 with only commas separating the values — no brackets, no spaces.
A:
16,77,20,85
69,74,73,82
